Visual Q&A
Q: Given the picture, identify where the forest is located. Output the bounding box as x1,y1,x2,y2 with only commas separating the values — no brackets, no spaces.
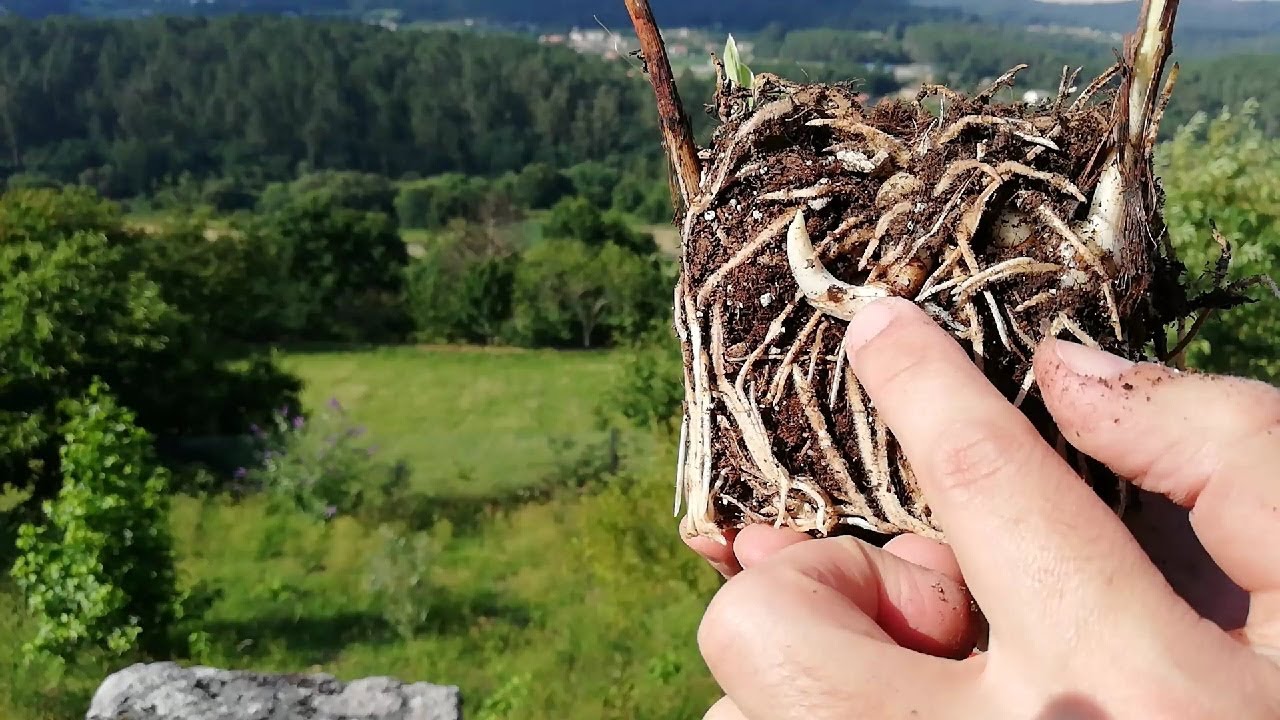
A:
0,10,1279,720
2,16,1278,202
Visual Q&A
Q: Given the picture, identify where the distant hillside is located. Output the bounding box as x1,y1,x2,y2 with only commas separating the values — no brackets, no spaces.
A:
917,0,1280,40
0,0,967,30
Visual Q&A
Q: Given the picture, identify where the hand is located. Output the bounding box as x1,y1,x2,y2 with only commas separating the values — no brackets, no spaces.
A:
688,297,1280,719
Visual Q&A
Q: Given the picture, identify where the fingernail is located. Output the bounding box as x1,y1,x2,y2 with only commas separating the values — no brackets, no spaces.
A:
844,298,905,358
1052,340,1134,379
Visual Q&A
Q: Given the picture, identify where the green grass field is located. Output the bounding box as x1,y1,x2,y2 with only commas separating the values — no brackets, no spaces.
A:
0,347,719,720
280,346,642,497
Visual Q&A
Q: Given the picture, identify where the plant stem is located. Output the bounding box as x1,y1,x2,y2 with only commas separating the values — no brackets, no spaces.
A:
623,0,702,209
1126,0,1180,146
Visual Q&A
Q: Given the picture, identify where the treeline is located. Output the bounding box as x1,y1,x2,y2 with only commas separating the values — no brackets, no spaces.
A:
0,16,714,198
4,0,967,31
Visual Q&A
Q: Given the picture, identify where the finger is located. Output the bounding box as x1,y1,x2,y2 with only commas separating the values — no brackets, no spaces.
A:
700,537,978,720
683,518,742,578
733,524,811,569
704,697,747,720
699,536,979,717
843,298,1184,651
1034,339,1280,593
883,534,964,583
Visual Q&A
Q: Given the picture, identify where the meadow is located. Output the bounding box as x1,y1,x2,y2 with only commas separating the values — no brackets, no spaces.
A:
0,347,722,720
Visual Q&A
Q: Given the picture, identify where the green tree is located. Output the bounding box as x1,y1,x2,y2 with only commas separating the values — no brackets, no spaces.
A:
510,239,667,349
11,382,180,662
543,196,656,255
247,197,411,341
0,226,174,500
404,219,520,344
1160,100,1280,382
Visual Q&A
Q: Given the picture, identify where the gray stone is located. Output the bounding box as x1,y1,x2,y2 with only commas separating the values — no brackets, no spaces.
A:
86,662,462,720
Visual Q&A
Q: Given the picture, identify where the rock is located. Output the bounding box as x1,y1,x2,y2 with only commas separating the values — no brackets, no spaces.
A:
86,662,462,720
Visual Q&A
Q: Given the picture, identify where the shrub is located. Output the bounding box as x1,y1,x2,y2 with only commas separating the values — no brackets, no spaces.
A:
259,170,397,216
607,321,684,435
363,523,439,640
243,399,411,523
542,196,656,255
10,382,180,663
0,187,301,499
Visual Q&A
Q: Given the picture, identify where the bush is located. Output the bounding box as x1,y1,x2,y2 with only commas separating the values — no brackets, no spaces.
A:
243,399,412,523
396,174,495,230
0,226,174,501
259,170,397,216
363,523,440,640
0,186,301,498
10,383,180,663
542,196,656,255
607,321,684,435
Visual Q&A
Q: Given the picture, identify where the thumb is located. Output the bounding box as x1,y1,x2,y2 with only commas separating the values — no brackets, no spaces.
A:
1033,339,1280,595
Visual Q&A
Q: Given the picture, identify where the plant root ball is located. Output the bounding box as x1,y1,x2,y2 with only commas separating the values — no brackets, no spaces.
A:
674,73,1194,543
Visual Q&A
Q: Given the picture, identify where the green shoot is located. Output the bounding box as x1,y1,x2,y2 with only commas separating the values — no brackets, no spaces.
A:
723,34,754,91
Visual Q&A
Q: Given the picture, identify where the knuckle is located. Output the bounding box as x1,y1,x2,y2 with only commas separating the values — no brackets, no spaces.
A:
929,422,1025,495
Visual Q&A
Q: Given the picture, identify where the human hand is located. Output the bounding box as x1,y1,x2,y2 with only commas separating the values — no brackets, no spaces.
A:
689,297,1280,719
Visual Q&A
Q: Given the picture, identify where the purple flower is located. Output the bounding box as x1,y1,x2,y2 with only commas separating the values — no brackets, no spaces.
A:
292,415,305,430
234,467,248,479
348,426,366,439
249,423,263,439
327,397,343,412
324,505,338,520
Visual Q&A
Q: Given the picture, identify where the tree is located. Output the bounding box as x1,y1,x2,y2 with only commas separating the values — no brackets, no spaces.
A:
259,170,398,216
0,187,301,499
543,196,657,255
247,197,411,341
510,239,668,349
0,227,174,501
404,219,520,344
11,382,180,662
1159,100,1280,382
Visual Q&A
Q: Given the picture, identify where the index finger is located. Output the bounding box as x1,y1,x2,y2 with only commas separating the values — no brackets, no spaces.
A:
842,298,1185,650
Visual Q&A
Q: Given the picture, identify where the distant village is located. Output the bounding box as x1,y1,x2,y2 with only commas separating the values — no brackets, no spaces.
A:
535,25,1062,105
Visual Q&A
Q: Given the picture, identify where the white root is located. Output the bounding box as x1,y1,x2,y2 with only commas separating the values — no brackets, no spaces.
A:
793,366,878,526
806,117,910,165
787,209,891,321
674,413,688,517
954,258,1063,302
864,201,914,269
1070,62,1121,111
760,183,845,202
828,341,846,409
1015,289,1058,314
769,312,822,404
934,159,1002,197
985,291,1016,353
